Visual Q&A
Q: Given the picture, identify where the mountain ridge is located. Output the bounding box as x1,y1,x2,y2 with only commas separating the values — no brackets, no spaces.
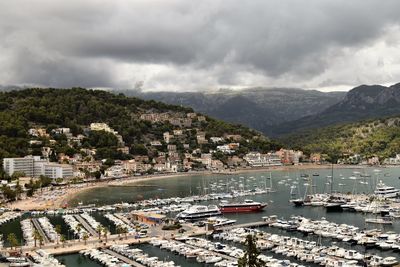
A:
118,87,346,136
271,83,400,136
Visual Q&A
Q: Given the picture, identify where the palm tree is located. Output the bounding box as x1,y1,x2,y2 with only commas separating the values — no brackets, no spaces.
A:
121,227,128,239
102,227,109,243
33,230,41,247
75,224,82,240
96,225,103,240
116,225,122,237
60,235,66,248
55,225,62,244
82,233,89,245
38,234,44,248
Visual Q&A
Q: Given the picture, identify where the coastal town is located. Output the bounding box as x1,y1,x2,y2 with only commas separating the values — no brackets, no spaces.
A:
2,1,400,267
3,113,399,204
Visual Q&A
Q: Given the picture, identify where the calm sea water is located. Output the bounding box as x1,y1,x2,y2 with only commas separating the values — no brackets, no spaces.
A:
1,166,399,266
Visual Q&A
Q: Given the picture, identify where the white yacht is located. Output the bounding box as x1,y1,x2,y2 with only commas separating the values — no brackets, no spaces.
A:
176,205,221,221
374,181,399,198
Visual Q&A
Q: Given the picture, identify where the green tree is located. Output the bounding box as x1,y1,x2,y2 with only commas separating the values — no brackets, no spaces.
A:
1,185,17,201
15,181,23,199
38,233,44,247
130,144,148,155
238,235,263,267
7,233,18,249
91,171,101,180
116,225,122,237
33,229,41,247
121,227,128,239
82,232,89,245
96,225,103,240
55,225,62,244
102,227,109,243
60,235,66,247
75,224,82,240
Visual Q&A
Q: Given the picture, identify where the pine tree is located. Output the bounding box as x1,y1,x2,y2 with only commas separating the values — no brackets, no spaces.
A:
238,235,263,267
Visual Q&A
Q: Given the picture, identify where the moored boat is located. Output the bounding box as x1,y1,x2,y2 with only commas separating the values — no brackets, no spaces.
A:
176,205,221,221
374,180,399,198
219,199,267,213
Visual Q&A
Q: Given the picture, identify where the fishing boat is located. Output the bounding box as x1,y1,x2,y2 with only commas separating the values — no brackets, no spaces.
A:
176,205,221,221
219,199,267,213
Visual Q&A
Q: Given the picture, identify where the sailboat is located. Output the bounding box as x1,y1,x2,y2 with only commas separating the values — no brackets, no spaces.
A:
290,181,309,206
266,172,276,193
365,197,393,225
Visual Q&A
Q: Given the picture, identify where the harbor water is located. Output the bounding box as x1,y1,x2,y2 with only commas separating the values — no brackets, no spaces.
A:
2,166,399,266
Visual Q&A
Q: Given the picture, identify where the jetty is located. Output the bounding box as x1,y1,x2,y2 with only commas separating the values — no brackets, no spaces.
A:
31,218,50,243
183,240,235,261
103,248,145,267
219,221,269,230
74,214,98,236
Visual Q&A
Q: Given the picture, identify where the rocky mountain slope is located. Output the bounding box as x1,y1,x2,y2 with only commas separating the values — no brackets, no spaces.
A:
120,88,345,136
271,83,400,136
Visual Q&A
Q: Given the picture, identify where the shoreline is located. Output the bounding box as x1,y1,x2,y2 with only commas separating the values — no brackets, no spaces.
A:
7,164,361,211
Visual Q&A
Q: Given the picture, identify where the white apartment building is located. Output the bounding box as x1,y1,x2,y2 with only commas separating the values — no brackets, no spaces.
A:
3,156,35,177
243,152,282,167
3,156,73,179
43,164,73,179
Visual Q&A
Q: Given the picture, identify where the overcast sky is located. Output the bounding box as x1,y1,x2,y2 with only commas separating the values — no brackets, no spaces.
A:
1,1,400,92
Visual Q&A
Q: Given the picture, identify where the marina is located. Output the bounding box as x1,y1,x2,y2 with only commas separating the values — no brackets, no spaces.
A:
0,166,400,266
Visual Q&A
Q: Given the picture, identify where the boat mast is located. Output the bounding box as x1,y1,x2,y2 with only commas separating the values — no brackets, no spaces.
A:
330,163,334,194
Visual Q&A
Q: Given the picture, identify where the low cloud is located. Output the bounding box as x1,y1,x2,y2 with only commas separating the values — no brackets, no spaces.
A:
1,0,400,91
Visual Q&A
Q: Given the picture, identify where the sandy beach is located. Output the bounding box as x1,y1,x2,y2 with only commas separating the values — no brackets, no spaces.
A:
6,164,359,211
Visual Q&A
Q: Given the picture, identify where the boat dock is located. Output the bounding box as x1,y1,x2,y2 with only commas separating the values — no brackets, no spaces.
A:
31,218,50,243
219,221,268,230
103,248,145,267
174,240,236,262
114,213,135,227
74,215,98,236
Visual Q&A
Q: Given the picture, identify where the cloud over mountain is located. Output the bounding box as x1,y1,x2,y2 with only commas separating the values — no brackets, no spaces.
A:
1,0,400,90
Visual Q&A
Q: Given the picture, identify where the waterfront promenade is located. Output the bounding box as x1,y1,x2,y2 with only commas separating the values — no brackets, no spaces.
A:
0,220,270,258
0,222,195,256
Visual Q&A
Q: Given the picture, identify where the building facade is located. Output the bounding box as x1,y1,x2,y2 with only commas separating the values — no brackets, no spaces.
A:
3,156,73,179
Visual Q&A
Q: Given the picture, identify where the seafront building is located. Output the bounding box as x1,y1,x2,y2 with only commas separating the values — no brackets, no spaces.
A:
3,156,73,179
243,152,282,167
3,157,36,177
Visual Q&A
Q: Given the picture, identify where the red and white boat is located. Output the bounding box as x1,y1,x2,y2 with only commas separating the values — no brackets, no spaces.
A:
219,199,267,213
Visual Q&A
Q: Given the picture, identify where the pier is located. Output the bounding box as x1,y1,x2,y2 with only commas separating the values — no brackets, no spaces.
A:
174,239,236,262
114,213,135,227
31,218,50,243
218,221,269,230
74,214,98,236
103,248,145,267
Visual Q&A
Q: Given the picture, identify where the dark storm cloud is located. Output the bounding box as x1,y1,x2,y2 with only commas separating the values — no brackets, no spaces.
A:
0,0,400,89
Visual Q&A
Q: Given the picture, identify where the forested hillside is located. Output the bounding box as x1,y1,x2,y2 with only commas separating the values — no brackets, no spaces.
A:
0,88,279,161
281,116,400,161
